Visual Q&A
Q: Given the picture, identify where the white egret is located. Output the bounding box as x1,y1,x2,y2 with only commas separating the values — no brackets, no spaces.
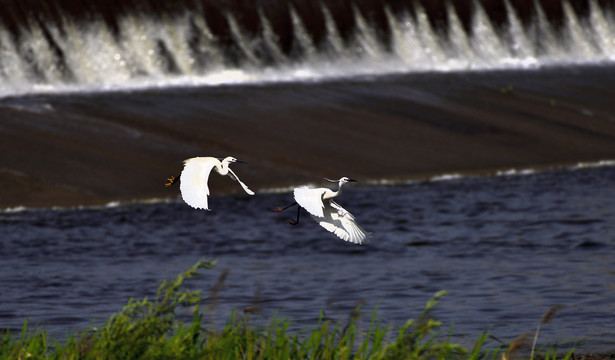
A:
273,177,371,244
165,156,254,210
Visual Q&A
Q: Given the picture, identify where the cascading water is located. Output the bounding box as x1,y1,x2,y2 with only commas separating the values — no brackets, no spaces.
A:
0,0,613,96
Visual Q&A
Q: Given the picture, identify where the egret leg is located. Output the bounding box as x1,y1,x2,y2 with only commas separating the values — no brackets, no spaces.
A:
288,206,301,225
272,202,301,225
272,202,297,212
164,174,181,187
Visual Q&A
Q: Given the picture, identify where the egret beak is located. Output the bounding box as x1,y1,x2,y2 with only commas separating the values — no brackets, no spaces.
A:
324,178,357,182
220,157,247,164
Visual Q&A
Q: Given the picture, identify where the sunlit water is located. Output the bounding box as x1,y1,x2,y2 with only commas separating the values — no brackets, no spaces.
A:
1,165,614,352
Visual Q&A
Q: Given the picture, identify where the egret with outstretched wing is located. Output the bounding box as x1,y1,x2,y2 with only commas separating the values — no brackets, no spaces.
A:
274,177,370,244
165,156,254,210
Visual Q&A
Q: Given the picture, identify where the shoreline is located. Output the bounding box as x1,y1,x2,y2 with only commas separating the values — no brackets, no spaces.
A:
2,66,615,210
3,158,614,212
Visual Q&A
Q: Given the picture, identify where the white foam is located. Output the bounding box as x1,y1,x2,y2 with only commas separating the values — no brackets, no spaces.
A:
430,173,464,182
364,159,615,188
3,160,615,213
568,159,615,170
0,2,614,97
3,206,27,213
495,168,537,177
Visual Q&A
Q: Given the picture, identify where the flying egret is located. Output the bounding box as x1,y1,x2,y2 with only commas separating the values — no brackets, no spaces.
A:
165,156,254,210
273,177,371,244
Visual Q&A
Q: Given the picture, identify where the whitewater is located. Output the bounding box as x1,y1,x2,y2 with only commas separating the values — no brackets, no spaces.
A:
0,0,614,96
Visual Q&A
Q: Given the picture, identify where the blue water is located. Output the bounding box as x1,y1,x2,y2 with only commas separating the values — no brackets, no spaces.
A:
1,164,614,352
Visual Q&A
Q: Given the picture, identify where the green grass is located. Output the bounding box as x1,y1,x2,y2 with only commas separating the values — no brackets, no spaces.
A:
0,260,581,360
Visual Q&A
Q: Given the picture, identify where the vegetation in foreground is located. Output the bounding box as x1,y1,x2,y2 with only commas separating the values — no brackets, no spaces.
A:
0,260,585,359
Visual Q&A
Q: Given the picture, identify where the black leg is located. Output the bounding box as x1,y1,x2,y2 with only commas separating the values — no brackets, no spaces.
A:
272,202,297,212
272,202,301,225
288,205,301,225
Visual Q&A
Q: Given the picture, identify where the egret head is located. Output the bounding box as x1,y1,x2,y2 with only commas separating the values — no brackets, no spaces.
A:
220,156,246,164
324,177,357,184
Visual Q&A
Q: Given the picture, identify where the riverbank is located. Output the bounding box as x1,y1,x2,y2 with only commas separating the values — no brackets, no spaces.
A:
2,66,615,210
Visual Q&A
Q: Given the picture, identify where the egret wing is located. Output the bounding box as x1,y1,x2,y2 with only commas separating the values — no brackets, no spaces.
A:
179,157,217,210
314,200,370,244
293,186,325,218
227,167,255,195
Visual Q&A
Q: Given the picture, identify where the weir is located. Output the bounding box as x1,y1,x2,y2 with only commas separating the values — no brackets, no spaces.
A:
0,0,613,95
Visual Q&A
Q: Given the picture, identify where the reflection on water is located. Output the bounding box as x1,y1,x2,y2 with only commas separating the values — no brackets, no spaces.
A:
1,165,614,352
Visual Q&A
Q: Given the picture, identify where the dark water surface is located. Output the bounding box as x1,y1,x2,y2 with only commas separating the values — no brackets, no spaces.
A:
1,165,614,352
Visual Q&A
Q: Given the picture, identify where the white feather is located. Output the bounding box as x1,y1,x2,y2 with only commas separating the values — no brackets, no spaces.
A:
293,186,325,217
179,157,217,210
315,200,370,244
228,167,255,195
292,178,371,244
178,156,254,211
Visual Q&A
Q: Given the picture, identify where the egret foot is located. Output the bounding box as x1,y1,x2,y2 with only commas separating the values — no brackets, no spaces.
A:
164,176,177,187
272,202,300,224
